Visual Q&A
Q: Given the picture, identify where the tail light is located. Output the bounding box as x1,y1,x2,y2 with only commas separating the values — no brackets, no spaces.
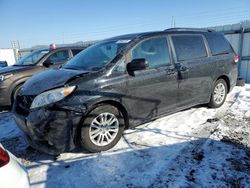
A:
0,146,10,167
233,54,239,63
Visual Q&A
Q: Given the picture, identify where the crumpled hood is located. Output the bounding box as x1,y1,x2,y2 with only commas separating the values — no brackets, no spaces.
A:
21,68,89,95
0,65,33,74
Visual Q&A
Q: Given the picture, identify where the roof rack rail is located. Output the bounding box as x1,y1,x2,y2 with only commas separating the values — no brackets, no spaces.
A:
164,28,214,32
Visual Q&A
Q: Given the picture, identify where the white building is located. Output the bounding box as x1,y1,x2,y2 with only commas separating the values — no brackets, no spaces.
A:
0,49,17,66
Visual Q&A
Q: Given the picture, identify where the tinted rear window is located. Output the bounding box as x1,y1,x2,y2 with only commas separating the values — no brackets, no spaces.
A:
205,33,232,56
172,35,207,61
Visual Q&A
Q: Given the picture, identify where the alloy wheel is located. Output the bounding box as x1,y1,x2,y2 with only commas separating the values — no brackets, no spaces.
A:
89,112,119,146
213,83,226,105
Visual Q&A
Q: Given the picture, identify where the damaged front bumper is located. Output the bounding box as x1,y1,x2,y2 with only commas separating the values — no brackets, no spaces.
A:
13,104,83,155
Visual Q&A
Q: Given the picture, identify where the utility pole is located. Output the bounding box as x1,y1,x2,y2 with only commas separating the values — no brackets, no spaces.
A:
11,40,21,49
11,40,20,61
171,16,176,28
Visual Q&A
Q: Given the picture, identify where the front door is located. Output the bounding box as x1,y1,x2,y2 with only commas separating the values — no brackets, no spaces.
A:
47,50,70,68
125,36,178,124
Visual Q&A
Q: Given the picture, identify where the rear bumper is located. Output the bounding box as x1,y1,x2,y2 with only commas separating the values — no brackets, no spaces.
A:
230,77,237,92
13,106,83,155
229,66,238,92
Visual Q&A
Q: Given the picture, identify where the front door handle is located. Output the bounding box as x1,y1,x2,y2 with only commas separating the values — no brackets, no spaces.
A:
175,63,189,80
175,63,189,72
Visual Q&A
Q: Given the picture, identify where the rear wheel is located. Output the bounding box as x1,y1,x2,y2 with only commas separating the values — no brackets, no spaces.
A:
80,105,125,152
208,79,228,108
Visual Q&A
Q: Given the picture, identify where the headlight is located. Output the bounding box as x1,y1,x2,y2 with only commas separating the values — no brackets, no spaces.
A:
30,86,76,109
0,74,13,81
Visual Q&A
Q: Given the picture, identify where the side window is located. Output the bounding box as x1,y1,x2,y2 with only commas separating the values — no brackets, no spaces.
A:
205,33,232,56
131,36,170,68
172,35,207,61
72,49,83,56
112,61,126,74
48,50,69,64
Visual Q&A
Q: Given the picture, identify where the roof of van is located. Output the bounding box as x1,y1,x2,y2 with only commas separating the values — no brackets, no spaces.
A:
105,28,215,41
30,46,85,53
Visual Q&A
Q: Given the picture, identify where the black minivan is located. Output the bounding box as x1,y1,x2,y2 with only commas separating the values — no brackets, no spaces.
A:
13,28,238,155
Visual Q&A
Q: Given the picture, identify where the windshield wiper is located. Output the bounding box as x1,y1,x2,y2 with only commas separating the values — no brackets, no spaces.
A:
90,66,102,71
64,66,82,70
14,64,34,66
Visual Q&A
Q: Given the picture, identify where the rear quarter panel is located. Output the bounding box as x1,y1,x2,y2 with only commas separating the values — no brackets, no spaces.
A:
213,53,237,92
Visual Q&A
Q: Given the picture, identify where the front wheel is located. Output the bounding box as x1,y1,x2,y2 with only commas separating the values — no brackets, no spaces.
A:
80,105,125,152
208,79,228,108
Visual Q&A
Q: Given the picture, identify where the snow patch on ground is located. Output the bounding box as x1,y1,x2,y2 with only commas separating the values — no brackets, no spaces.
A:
229,84,250,118
0,85,249,188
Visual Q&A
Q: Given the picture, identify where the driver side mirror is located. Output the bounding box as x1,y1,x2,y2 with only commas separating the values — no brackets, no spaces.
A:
127,58,148,76
43,59,53,67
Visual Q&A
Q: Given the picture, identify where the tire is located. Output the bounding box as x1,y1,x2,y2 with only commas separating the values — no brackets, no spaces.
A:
80,105,125,152
12,85,22,105
208,79,228,108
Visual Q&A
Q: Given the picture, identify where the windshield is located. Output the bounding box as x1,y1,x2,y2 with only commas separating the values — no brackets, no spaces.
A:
63,40,131,71
15,50,49,66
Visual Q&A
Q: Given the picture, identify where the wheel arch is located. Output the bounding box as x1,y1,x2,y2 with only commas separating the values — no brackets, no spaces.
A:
10,76,30,97
74,98,130,148
11,82,25,103
216,75,230,93
91,100,130,129
78,100,127,152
